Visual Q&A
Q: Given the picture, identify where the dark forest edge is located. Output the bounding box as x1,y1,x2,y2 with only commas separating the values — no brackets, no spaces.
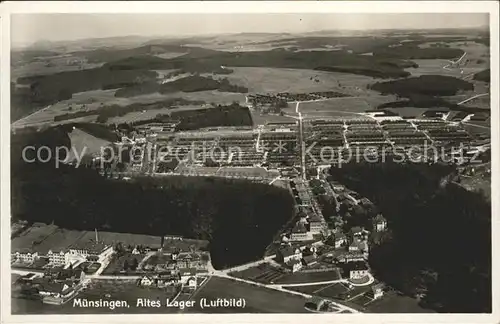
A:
328,161,491,313
53,102,253,131
11,126,293,269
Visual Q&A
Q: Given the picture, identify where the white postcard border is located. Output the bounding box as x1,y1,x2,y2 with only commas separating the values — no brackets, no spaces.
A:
1,2,499,323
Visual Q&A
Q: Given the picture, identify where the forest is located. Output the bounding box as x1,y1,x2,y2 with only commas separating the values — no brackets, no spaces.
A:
11,127,294,269
473,69,490,83
328,161,491,313
114,75,248,98
54,98,205,123
370,75,474,97
160,103,253,131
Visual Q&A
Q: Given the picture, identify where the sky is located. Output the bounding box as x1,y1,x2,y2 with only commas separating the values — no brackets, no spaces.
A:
11,13,489,46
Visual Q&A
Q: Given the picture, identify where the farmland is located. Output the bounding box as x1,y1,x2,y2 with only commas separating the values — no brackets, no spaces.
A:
221,67,380,95
274,270,342,284
187,276,309,313
65,128,112,162
231,263,341,285
298,95,398,115
11,223,166,255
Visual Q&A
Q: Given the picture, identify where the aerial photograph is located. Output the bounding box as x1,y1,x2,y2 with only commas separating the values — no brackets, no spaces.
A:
8,12,492,314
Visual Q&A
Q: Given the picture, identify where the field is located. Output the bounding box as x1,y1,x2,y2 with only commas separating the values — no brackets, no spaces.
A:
250,110,297,126
66,128,112,162
364,292,436,313
404,59,486,78
314,282,351,298
230,263,285,284
303,112,372,120
462,122,490,137
104,105,213,125
274,269,341,284
299,95,398,115
187,276,309,313
283,283,332,295
385,107,427,118
13,88,246,128
12,223,166,255
11,55,104,80
12,224,85,254
223,67,384,95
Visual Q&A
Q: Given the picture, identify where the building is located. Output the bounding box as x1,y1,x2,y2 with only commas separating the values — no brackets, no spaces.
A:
301,255,317,267
277,245,302,263
333,232,346,248
345,261,369,280
12,250,39,264
349,238,363,252
45,269,86,284
350,226,365,238
370,283,385,299
174,252,209,270
286,258,303,272
308,215,324,234
157,273,181,287
47,250,66,266
330,182,345,191
373,214,387,232
37,280,75,299
344,252,366,263
179,268,197,287
140,275,155,287
290,222,311,241
66,240,114,265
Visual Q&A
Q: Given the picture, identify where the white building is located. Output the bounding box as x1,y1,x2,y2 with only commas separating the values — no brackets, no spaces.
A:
47,250,66,266
12,251,39,264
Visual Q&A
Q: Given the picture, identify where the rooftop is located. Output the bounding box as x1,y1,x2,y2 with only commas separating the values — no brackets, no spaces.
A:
292,222,308,234
345,261,369,271
178,268,197,276
279,245,298,258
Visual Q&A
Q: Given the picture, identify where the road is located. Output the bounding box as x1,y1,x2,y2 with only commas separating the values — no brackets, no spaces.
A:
295,101,307,179
211,272,360,313
462,122,490,130
457,93,489,106
12,104,53,129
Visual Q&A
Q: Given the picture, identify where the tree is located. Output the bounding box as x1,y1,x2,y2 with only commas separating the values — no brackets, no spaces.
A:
123,260,129,271
130,258,139,271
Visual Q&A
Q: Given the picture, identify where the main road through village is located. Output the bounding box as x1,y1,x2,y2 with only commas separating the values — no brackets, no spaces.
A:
12,245,366,313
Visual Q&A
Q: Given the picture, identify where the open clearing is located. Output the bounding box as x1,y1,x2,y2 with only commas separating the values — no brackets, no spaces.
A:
274,269,341,284
188,276,308,313
404,59,487,79
11,55,103,80
12,223,165,254
250,110,297,125
299,95,398,115
222,67,384,95
14,89,245,128
364,292,436,313
66,128,112,162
